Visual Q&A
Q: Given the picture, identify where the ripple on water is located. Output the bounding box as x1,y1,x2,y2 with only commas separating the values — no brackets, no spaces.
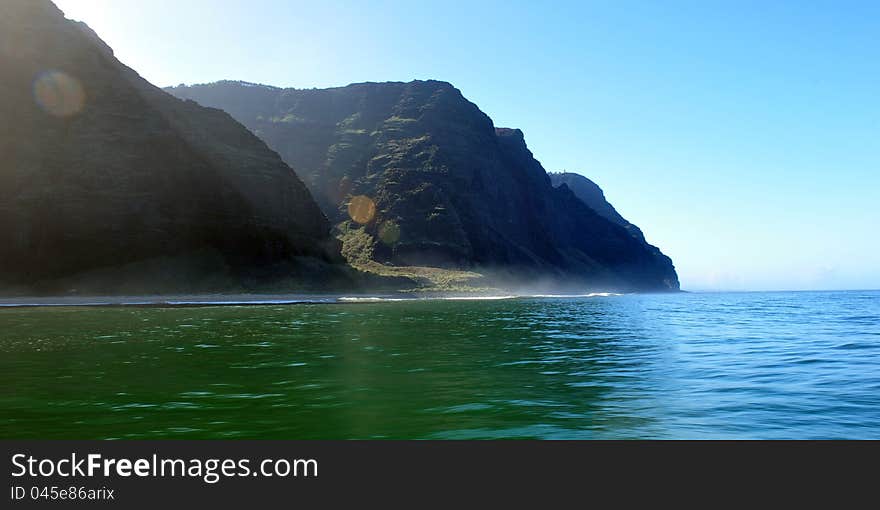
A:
1,290,879,439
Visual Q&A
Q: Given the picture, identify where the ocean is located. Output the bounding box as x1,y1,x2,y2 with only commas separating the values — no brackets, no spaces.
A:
1,290,878,439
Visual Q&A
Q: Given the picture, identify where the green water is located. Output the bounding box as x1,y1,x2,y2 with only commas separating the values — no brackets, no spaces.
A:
2,292,879,439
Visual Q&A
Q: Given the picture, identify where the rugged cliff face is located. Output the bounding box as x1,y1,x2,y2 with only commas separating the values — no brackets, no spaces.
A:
549,172,678,288
549,172,646,241
168,80,679,291
0,0,343,293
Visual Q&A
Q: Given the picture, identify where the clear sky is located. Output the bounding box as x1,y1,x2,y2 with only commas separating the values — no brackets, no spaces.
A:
53,0,879,291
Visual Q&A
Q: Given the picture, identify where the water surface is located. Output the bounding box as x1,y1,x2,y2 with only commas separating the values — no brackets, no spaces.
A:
2,291,878,439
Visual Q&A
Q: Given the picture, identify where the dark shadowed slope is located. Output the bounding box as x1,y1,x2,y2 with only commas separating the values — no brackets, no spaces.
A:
0,0,346,294
549,172,678,290
549,172,646,241
168,80,679,291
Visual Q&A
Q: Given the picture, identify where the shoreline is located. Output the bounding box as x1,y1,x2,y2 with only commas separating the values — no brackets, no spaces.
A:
0,292,628,309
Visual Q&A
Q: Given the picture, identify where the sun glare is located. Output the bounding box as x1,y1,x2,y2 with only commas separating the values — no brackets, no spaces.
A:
52,0,106,24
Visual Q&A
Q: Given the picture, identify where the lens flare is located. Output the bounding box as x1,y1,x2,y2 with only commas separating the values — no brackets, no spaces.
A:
347,195,376,224
33,70,85,118
378,220,401,245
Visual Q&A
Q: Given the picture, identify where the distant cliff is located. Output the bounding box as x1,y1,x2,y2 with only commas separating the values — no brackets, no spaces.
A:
549,172,678,289
0,0,345,294
549,172,646,241
168,81,679,291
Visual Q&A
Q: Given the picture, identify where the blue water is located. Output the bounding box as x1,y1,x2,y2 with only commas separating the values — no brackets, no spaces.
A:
1,290,878,439
550,289,880,439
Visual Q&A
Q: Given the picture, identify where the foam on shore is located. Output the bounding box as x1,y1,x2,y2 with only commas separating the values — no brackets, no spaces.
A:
0,292,624,309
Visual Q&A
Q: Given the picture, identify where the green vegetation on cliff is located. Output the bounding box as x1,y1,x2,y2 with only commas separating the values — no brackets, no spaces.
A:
168,80,679,291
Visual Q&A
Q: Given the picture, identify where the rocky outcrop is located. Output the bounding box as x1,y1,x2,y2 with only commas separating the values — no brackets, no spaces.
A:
169,80,679,291
0,0,345,293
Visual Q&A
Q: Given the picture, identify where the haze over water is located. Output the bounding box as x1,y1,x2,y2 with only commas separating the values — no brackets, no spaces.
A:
1,290,878,439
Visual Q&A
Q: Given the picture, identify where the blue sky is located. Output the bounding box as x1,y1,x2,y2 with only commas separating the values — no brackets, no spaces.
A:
54,0,879,291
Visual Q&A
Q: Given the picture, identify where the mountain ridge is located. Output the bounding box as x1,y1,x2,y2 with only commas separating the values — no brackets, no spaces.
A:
168,80,679,291
549,172,647,241
0,0,353,294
